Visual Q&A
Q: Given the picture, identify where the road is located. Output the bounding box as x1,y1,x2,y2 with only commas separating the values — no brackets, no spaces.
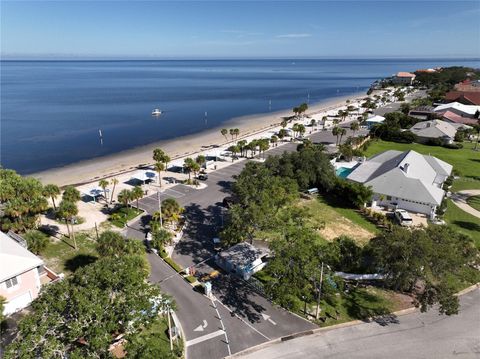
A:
123,92,420,358
235,288,480,359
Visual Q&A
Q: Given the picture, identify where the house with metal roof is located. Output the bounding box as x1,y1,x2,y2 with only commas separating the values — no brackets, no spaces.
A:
409,119,470,144
346,150,452,218
215,242,268,280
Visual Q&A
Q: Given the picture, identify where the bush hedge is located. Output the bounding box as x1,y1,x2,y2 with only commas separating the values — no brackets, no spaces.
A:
164,257,183,273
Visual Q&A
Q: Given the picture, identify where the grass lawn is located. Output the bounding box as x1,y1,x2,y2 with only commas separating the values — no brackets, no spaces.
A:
298,196,379,244
363,140,480,181
309,286,412,327
444,200,480,248
41,232,98,275
451,178,480,192
466,195,480,212
109,206,143,228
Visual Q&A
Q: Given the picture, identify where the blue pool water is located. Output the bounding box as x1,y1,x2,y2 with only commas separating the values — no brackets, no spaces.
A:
336,167,354,178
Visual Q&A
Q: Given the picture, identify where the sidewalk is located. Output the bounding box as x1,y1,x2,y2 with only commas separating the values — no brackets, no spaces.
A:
450,190,480,219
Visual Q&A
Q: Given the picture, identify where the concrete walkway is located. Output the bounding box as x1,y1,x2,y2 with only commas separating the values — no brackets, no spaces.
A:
450,190,480,219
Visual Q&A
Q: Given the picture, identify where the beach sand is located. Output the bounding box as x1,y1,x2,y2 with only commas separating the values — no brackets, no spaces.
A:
32,92,366,187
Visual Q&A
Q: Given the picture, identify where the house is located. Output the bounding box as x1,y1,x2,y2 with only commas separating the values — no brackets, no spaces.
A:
454,79,480,92
0,232,58,315
392,72,416,85
215,242,268,280
346,150,452,219
409,119,469,144
365,115,385,129
444,91,480,106
433,102,480,118
408,105,436,121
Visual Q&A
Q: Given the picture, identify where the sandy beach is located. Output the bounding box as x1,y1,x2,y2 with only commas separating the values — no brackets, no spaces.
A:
32,92,366,187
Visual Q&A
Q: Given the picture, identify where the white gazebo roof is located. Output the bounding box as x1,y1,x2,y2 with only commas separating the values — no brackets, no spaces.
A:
80,186,104,198
365,115,385,124
131,170,157,182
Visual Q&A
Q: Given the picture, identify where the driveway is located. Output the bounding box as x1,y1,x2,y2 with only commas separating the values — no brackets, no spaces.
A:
450,190,480,219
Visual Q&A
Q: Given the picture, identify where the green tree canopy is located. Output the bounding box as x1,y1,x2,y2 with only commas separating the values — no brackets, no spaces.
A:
23,230,50,255
96,230,144,258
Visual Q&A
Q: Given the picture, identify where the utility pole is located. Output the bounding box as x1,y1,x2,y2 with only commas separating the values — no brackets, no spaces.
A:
167,306,173,351
157,191,163,228
315,261,324,320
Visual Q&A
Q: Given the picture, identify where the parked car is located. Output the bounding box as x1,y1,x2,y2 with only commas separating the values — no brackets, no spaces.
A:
394,209,413,226
212,237,221,251
198,173,208,180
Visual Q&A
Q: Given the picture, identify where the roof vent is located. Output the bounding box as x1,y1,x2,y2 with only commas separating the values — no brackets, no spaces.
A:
403,163,410,174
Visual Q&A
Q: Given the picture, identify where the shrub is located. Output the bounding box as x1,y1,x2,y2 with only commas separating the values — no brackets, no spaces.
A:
185,275,197,284
164,257,183,273
443,143,463,149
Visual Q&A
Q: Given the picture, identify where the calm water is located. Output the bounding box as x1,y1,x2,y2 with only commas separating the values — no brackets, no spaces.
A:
1,59,479,174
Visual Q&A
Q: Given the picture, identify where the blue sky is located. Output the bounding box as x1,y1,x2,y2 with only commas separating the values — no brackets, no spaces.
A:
1,1,479,59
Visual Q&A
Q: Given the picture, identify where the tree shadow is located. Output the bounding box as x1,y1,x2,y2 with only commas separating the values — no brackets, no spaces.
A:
65,254,98,272
452,221,480,231
212,274,266,323
343,289,392,323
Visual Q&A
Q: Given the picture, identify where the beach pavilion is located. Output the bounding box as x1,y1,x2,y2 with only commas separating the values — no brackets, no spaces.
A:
130,170,157,185
79,186,106,203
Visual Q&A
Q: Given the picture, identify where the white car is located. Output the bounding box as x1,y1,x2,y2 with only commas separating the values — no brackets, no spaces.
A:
394,209,413,226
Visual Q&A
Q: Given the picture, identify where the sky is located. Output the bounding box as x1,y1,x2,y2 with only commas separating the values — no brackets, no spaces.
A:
1,0,479,59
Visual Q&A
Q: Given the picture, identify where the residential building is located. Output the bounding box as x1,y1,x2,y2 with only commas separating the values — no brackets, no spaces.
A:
215,242,268,280
346,150,452,218
392,72,416,85
408,105,435,121
444,91,480,106
0,232,58,315
454,79,480,92
409,119,470,144
433,102,480,125
365,115,385,129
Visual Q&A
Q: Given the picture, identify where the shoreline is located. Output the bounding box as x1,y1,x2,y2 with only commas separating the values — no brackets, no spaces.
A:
32,92,366,187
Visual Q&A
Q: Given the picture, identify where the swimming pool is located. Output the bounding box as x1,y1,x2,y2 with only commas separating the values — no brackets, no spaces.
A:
336,167,354,178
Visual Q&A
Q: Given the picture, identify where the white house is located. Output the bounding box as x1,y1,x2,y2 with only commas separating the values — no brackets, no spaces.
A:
346,150,452,218
433,102,480,118
365,115,385,129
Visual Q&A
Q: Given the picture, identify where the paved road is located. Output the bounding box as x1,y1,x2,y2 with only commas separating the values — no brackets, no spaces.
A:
450,190,480,219
373,89,427,117
235,288,480,359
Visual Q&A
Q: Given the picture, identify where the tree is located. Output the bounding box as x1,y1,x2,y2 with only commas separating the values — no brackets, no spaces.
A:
338,128,347,144
270,135,278,147
332,126,340,145
96,230,144,258
63,186,81,203
258,139,270,158
278,128,288,140
234,128,240,139
131,186,144,209
310,119,316,129
220,128,228,141
161,198,184,224
281,119,288,128
367,226,479,315
43,184,60,211
350,121,360,137
154,161,165,187
298,102,308,117
0,169,48,232
292,107,299,118
117,189,132,208
227,145,240,161
23,230,50,255
151,227,173,253
110,177,119,204
183,158,196,181
4,256,162,358
57,200,78,249
474,123,480,150
229,128,235,140
98,179,109,203
237,139,247,157
195,155,206,167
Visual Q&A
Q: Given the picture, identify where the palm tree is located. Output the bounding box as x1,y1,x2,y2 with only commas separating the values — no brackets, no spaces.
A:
153,148,170,176
183,158,195,181
161,198,184,224
195,155,206,167
350,121,360,137
258,139,270,158
43,184,60,210
98,179,109,203
154,161,165,187
227,145,240,162
58,200,78,249
310,119,316,128
110,178,119,204
270,135,278,147
292,107,299,118
280,119,288,128
131,186,144,209
332,126,340,145
233,128,240,139
62,186,81,203
229,128,235,140
221,128,228,141
278,129,288,140
339,128,347,144
237,140,247,157
298,124,306,137
117,189,132,208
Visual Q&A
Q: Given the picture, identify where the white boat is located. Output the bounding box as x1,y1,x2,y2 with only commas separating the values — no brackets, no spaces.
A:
152,108,162,116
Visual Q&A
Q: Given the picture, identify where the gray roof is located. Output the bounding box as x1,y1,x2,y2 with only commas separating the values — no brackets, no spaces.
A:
218,242,267,267
347,150,452,205
409,120,456,140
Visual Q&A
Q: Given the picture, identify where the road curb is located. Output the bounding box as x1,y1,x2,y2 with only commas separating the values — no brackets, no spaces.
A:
226,283,480,358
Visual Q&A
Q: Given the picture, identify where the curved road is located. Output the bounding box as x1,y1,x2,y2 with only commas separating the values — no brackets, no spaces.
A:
235,288,480,359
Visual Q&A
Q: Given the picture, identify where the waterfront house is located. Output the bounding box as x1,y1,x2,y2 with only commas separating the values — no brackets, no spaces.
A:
392,72,416,85
409,119,470,144
445,91,480,106
346,150,452,219
215,242,268,280
0,232,58,315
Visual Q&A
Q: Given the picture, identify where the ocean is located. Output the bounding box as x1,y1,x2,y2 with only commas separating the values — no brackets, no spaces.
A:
1,59,479,174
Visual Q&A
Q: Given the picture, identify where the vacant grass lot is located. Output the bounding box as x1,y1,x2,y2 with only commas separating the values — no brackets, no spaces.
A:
109,206,143,228
363,140,480,189
466,195,480,212
298,196,379,244
444,200,480,248
41,233,98,275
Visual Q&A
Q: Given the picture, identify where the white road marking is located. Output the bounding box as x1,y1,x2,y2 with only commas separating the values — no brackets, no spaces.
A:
211,298,232,356
185,329,225,347
261,313,277,326
194,320,208,332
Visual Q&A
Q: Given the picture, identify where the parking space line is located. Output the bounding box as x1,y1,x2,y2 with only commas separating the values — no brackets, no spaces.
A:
185,329,225,347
